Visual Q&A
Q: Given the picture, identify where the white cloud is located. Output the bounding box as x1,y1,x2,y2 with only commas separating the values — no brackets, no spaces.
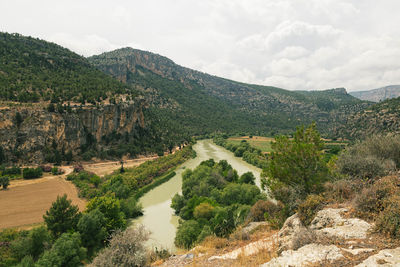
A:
0,0,399,91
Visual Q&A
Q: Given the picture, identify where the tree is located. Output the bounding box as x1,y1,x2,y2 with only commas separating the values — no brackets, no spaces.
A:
15,112,23,127
77,209,107,257
0,145,6,164
36,232,86,267
11,226,52,261
238,171,255,185
0,176,10,189
43,194,81,237
86,195,126,234
174,220,202,249
91,226,149,267
263,123,328,205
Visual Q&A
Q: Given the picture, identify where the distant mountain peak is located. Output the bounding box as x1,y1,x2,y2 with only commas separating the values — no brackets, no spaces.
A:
349,85,400,102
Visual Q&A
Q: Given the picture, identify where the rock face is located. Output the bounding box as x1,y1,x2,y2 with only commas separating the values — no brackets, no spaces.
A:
355,247,400,267
278,213,314,252
0,102,145,163
310,208,372,239
261,244,344,267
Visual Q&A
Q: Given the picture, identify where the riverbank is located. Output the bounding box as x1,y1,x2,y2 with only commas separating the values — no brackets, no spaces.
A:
133,139,263,252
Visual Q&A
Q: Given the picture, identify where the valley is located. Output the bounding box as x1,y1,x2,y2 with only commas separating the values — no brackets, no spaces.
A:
1,31,400,267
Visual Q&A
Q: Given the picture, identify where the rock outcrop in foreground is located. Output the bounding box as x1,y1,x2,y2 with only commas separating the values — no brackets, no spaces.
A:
159,207,400,267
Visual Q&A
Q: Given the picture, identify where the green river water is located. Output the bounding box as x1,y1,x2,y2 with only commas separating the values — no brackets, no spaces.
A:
132,139,262,251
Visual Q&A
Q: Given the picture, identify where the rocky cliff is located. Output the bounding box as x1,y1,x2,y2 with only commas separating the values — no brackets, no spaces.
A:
0,101,145,164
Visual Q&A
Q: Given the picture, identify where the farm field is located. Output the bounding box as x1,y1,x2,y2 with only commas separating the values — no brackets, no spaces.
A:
0,156,158,230
0,174,85,230
227,136,348,155
228,136,274,152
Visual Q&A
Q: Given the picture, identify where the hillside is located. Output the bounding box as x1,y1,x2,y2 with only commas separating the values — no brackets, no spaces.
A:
335,96,400,139
0,33,185,164
0,32,137,104
88,48,370,137
349,85,400,102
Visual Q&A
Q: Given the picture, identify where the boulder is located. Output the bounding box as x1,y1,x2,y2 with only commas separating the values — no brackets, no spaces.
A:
310,208,372,239
261,244,344,267
355,247,400,267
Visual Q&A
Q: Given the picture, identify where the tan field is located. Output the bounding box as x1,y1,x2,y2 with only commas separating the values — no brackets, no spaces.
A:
0,156,157,230
0,172,85,230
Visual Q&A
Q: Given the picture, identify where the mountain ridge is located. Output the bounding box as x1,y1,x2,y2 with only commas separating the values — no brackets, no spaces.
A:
89,47,370,137
349,85,400,102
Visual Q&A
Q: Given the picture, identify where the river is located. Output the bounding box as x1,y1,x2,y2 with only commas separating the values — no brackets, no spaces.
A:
132,139,262,251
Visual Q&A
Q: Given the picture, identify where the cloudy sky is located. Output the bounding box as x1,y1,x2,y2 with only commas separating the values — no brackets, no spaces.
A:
1,0,399,91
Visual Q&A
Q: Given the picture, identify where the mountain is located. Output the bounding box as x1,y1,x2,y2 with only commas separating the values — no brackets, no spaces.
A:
335,96,400,139
0,33,178,164
0,33,373,163
88,48,370,137
0,32,137,103
349,85,400,102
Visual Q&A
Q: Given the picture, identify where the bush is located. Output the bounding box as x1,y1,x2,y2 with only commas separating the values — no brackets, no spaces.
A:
353,175,400,218
337,134,400,180
51,167,63,175
90,226,150,267
175,220,202,249
2,166,21,175
36,232,86,267
238,172,255,185
193,203,215,220
375,196,400,238
22,168,43,179
323,179,363,203
0,176,9,189
297,194,325,226
248,200,286,229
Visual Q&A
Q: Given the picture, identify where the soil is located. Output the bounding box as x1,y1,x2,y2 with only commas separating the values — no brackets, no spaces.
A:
0,156,157,230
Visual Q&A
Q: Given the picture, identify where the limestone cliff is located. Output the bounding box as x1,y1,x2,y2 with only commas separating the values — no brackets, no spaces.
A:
0,101,145,163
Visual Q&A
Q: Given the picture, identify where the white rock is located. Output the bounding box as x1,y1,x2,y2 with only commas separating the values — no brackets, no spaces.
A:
278,213,312,252
310,208,372,239
342,248,375,255
261,244,344,267
355,247,400,267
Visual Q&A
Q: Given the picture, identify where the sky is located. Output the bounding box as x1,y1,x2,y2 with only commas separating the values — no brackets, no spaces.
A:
1,0,399,92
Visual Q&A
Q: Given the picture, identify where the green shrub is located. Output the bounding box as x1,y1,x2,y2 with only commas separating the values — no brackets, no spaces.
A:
175,220,202,249
3,166,21,175
193,202,215,220
0,176,10,189
337,134,400,179
22,168,42,179
297,194,325,226
375,196,400,238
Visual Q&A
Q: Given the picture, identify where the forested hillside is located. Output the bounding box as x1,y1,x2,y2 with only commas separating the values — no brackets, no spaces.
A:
0,32,136,104
335,96,400,139
0,33,188,163
89,48,370,137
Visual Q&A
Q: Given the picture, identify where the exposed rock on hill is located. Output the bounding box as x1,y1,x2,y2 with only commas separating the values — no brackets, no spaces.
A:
350,85,400,102
0,102,145,163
